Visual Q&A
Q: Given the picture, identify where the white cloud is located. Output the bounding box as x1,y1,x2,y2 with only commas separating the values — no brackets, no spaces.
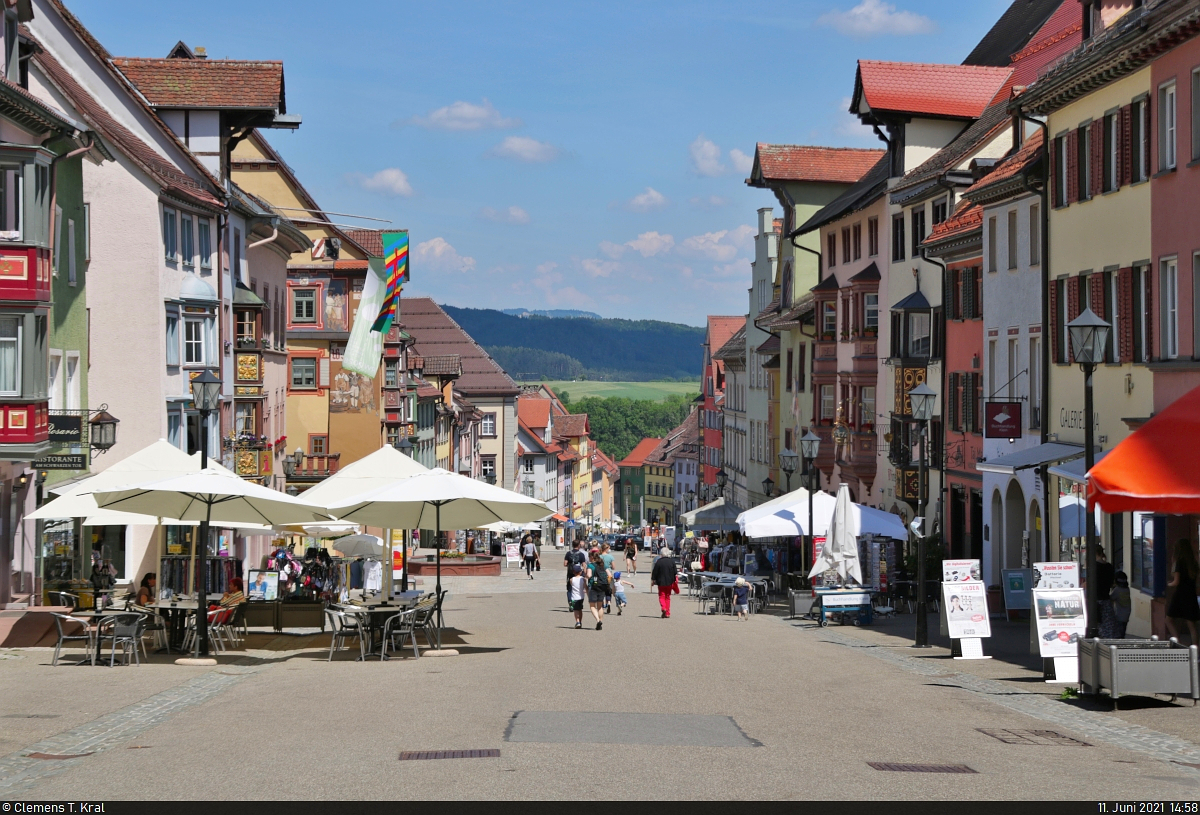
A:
480,205,531,224
349,167,414,197
690,135,726,177
680,225,755,263
625,231,675,258
816,0,936,38
410,99,521,131
581,258,618,278
626,187,668,212
690,195,729,209
729,148,754,174
534,261,558,276
599,241,627,260
489,136,561,163
414,237,476,273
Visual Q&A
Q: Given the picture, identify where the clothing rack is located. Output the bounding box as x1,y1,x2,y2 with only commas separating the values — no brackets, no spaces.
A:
159,555,242,595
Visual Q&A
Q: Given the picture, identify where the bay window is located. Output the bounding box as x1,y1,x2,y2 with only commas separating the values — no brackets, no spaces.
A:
864,293,878,330
0,316,19,394
908,312,931,358
234,402,256,435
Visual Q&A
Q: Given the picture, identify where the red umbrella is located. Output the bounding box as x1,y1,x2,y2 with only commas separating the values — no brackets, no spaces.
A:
1089,383,1200,514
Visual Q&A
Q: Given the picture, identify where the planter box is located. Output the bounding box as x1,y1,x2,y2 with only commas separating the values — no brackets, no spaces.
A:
277,600,326,631
1079,638,1199,706
243,602,277,629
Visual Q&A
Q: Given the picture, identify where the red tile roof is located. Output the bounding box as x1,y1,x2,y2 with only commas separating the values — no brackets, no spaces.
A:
554,414,589,439
517,397,551,429
855,61,1013,119
618,437,663,469
706,315,743,356
965,129,1045,198
31,47,223,209
111,57,286,110
924,201,983,244
400,297,519,396
592,448,619,478
753,144,884,184
345,229,383,257
518,419,552,454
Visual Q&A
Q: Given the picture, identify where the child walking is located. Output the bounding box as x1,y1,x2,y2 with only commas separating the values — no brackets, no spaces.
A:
613,571,633,615
567,565,586,629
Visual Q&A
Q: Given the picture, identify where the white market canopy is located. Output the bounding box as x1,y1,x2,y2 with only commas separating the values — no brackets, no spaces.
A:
296,444,429,509
681,497,740,531
737,487,907,540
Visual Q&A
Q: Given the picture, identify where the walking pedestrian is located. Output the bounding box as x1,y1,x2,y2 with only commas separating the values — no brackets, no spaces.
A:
733,577,751,621
522,536,538,579
600,544,615,611
651,547,678,618
625,542,637,575
613,571,633,614
1110,571,1131,639
563,541,586,607
587,549,611,630
567,565,586,629
1166,538,1200,644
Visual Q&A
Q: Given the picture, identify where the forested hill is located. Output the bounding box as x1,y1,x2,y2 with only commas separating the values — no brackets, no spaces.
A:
442,306,707,381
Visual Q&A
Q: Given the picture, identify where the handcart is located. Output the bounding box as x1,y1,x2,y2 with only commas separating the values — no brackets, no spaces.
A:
812,588,873,626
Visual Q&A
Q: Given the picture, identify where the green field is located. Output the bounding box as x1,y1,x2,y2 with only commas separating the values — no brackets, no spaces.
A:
544,380,700,403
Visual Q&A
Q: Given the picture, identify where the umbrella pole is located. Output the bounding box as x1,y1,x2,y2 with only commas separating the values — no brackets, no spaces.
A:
196,499,211,657
435,502,442,650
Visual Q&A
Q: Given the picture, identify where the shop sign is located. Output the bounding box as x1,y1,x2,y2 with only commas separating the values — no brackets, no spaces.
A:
984,402,1021,438
1001,568,1033,610
48,414,83,442
942,581,991,639
1032,588,1087,657
942,559,981,583
1033,561,1079,588
34,454,87,470
505,543,521,564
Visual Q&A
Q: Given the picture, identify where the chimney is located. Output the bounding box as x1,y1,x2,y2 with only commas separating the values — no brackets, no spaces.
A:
194,46,208,59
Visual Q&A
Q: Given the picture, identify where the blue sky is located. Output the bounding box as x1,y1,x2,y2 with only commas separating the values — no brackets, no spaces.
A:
71,0,1014,326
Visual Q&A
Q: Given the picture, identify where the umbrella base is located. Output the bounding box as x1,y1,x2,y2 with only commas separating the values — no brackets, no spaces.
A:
423,648,459,657
174,657,218,666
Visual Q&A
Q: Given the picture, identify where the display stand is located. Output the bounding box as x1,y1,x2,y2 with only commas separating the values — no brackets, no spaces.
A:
955,637,991,660
1050,656,1078,684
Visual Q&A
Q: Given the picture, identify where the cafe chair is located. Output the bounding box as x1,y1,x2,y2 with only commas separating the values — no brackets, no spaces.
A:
325,609,365,662
51,612,97,666
132,605,169,652
411,594,439,649
53,591,81,611
100,614,146,667
381,609,420,660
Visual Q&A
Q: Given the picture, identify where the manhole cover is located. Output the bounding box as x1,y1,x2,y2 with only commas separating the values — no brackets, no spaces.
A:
868,762,977,774
399,749,499,760
977,729,1090,746
27,752,93,760
505,711,759,747
3,714,59,719
465,595,492,599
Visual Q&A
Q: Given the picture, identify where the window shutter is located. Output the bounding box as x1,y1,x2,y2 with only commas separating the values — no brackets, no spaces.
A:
1143,270,1153,363
318,357,330,388
973,375,983,433
932,307,944,360
1066,130,1080,204
1120,105,1132,187
973,267,983,318
950,269,960,320
1049,280,1060,364
963,270,974,320
1143,99,1153,179
948,373,960,431
1066,278,1081,363
891,312,902,358
1090,119,1104,198
1117,268,1133,362
1049,138,1059,206
962,373,974,433
797,344,806,392
1090,273,1105,316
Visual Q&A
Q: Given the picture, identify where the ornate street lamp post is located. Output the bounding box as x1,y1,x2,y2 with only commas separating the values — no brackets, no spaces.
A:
800,430,821,579
189,369,221,656
760,476,774,499
1068,307,1111,639
908,381,937,649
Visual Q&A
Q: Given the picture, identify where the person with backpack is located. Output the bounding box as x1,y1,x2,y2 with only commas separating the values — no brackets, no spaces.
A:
563,541,586,606
651,547,679,618
586,549,611,630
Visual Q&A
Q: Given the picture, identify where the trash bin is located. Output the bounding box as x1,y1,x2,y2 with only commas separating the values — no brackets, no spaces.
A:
788,589,814,619
1079,638,1200,707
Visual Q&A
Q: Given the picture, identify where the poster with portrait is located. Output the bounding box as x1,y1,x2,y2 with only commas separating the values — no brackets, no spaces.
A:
1033,561,1079,589
942,581,992,639
246,570,279,602
1032,588,1087,657
942,559,982,583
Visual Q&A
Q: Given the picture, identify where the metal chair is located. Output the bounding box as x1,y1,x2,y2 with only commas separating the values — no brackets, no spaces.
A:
410,595,439,649
51,613,96,666
698,583,727,615
325,609,365,661
53,591,80,611
381,609,420,659
133,605,170,652
99,614,145,667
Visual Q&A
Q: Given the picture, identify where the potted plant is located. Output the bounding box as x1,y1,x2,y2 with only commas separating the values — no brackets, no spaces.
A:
821,331,835,342
863,326,878,338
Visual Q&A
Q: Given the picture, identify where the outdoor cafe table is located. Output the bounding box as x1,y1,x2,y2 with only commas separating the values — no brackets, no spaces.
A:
146,600,204,651
336,592,423,659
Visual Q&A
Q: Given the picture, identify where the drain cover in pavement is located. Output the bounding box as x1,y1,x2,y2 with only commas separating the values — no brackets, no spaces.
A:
868,762,977,774
505,711,759,747
27,752,93,760
399,749,499,760
977,729,1090,746
3,714,59,719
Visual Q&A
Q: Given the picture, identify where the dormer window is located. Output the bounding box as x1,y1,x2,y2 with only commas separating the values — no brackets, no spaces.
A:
890,290,942,361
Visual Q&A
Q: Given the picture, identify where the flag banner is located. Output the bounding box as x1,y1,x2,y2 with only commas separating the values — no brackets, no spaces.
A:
371,230,409,334
343,257,386,376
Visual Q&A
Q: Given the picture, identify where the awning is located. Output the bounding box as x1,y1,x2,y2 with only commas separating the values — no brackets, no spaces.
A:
1090,383,1200,515
975,442,1087,475
1047,450,1111,484
892,290,931,311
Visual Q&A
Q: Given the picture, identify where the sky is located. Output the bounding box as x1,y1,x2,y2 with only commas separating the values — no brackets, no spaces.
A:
70,0,1015,326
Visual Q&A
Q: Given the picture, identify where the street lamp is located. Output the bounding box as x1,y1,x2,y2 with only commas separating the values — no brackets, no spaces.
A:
686,488,695,512
761,476,774,498
716,468,728,500
87,408,120,452
1068,306,1111,639
908,381,937,649
800,430,821,581
189,369,221,657
395,434,414,457
778,449,798,494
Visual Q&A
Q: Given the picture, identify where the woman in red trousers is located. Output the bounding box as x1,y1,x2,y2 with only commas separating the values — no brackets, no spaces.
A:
650,547,679,618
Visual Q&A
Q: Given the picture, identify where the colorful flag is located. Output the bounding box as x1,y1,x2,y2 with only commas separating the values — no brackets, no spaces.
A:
371,230,409,334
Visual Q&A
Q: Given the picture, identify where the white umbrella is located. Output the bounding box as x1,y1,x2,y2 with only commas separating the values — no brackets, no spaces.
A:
808,483,863,586
738,487,906,540
329,534,386,558
275,521,362,537
297,444,428,508
328,468,550,647
94,470,332,656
